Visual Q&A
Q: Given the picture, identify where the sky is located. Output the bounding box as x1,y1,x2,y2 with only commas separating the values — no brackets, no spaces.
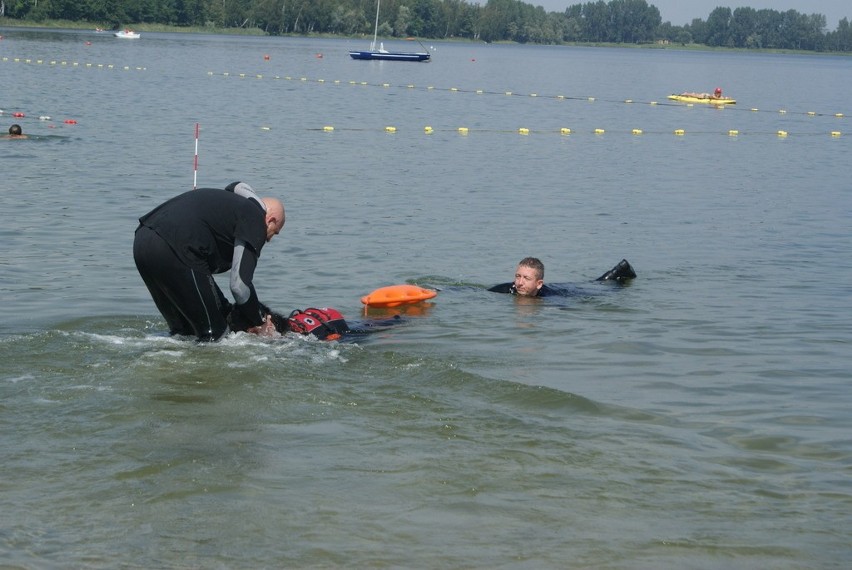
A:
525,1,849,29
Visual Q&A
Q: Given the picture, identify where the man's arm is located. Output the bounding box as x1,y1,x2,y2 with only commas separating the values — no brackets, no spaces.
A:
230,239,265,327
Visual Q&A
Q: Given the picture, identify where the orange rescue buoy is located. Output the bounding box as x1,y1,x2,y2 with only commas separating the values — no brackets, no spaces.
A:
360,284,437,307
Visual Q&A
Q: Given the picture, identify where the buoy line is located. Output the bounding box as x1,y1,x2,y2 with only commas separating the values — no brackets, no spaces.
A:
1,55,146,71
0,108,79,126
289,125,842,138
207,70,848,122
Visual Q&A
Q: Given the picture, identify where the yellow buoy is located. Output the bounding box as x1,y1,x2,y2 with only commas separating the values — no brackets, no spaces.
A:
728,130,739,136
323,126,334,132
777,130,788,137
518,128,529,135
830,131,841,137
632,129,643,135
560,128,571,135
385,126,396,133
674,129,685,136
594,128,605,134
458,127,469,135
424,126,433,134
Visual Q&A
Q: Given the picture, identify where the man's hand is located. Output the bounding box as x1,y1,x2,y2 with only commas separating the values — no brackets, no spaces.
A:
247,314,277,337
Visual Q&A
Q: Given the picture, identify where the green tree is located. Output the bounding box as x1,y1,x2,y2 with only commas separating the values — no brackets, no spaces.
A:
705,6,732,46
394,4,410,36
582,1,609,42
674,30,691,45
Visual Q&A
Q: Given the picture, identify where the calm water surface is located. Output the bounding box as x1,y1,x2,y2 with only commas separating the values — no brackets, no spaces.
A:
2,29,851,568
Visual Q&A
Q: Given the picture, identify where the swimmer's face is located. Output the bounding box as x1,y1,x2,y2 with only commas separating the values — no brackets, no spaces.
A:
513,265,543,297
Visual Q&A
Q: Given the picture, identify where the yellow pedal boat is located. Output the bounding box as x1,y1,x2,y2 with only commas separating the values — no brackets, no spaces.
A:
668,94,736,105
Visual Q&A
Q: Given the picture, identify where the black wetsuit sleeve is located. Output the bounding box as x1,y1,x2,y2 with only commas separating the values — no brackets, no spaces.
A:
230,241,265,327
488,283,516,294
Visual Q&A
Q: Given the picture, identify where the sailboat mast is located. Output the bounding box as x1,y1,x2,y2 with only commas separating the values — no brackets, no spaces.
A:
371,0,380,51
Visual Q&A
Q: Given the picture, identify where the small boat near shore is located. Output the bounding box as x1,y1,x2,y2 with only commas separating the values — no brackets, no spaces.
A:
114,29,141,39
349,43,430,62
349,0,430,62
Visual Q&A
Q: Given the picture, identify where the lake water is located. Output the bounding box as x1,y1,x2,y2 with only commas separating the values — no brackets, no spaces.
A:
2,28,851,568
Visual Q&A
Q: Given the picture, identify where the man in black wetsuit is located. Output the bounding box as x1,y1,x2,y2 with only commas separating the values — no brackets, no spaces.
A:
133,182,285,341
489,257,636,297
488,257,554,297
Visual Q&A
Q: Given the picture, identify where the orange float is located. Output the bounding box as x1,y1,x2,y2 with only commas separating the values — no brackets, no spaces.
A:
360,284,437,307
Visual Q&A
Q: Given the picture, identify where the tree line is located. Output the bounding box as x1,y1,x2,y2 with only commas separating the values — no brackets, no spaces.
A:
2,0,850,52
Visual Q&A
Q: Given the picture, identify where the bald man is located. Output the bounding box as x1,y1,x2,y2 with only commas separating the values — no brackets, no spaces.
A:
133,182,285,341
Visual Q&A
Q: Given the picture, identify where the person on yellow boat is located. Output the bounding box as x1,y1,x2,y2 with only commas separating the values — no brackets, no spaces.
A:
680,87,723,100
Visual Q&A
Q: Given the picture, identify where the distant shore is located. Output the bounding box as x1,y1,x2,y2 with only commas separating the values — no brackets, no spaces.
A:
2,17,848,56
0,17,266,35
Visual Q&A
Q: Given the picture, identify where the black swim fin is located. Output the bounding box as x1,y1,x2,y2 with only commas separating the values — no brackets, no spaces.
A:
596,259,636,283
